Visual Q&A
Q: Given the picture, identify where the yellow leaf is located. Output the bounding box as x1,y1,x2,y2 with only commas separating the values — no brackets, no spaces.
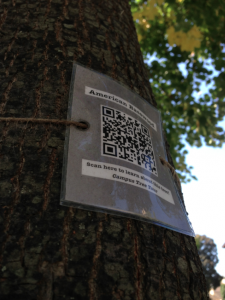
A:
166,25,202,52
137,33,142,42
133,0,159,23
133,11,143,20
156,0,164,5
144,4,158,20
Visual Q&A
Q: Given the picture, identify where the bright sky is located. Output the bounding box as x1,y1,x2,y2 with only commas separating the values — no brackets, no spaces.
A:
146,53,225,277
179,61,225,277
182,119,225,277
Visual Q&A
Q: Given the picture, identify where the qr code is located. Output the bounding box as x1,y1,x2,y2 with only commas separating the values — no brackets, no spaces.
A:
101,105,158,176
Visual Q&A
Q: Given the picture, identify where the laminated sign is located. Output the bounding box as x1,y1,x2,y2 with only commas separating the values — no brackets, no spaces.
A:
61,63,194,236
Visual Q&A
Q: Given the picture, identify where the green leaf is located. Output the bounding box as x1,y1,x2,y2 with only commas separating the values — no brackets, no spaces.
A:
132,0,225,183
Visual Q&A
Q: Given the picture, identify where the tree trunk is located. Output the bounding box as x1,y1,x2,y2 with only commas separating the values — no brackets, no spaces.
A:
0,0,209,299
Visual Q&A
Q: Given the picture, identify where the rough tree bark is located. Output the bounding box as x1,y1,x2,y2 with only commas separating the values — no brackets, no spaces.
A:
0,0,209,299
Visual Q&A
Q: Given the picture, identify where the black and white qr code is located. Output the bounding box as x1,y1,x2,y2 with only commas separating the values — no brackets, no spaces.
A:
101,105,158,176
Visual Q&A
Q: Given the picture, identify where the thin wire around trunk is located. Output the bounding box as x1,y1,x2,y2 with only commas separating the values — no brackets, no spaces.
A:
0,117,88,129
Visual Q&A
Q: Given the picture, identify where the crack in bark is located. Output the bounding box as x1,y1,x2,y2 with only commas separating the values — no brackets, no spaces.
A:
4,27,20,61
172,254,182,300
188,237,209,299
0,121,10,151
132,222,144,300
180,235,197,300
134,234,143,300
159,229,167,300
31,40,37,61
63,0,69,19
0,7,8,30
0,130,26,268
19,220,31,267
5,52,18,77
33,81,43,118
55,14,66,57
88,220,103,300
44,0,52,18
0,75,17,114
37,262,53,300
42,148,57,213
61,207,75,271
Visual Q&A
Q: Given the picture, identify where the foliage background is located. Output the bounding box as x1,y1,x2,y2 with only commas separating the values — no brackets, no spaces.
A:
221,280,225,300
195,235,223,290
130,0,225,182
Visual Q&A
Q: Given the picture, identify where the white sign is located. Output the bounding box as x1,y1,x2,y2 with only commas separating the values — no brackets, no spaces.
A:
82,159,174,204
85,86,157,130
61,63,194,237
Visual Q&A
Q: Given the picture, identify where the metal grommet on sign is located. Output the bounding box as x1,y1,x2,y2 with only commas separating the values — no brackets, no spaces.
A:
76,120,90,131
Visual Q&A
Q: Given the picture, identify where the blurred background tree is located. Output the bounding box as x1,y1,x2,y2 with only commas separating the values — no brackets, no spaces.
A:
195,235,223,291
221,243,225,300
130,0,225,182
221,278,225,300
